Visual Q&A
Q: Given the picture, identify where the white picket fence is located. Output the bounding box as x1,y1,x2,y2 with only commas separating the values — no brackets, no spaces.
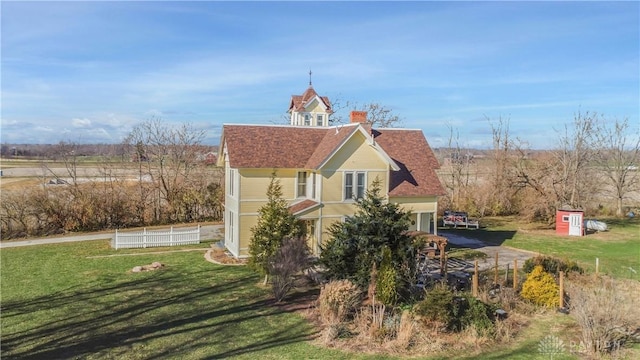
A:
113,226,201,249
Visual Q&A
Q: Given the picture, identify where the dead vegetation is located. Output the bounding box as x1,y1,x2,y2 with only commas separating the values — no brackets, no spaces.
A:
305,278,531,358
566,273,640,356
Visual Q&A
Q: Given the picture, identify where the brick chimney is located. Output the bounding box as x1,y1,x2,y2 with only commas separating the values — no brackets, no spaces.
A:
350,111,367,123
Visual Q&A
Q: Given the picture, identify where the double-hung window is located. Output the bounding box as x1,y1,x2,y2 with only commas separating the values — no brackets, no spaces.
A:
297,171,307,198
228,169,235,196
316,114,324,126
344,171,366,200
311,173,316,199
304,114,310,126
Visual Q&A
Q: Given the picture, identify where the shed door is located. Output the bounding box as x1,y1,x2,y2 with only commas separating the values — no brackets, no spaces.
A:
569,213,582,236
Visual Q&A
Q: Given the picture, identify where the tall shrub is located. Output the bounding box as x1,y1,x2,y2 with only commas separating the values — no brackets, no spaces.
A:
249,173,304,284
320,178,417,296
268,236,311,302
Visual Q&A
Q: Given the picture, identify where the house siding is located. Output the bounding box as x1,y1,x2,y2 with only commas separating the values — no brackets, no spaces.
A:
221,122,443,258
238,214,258,257
391,196,439,234
239,168,297,200
323,131,387,171
390,196,439,212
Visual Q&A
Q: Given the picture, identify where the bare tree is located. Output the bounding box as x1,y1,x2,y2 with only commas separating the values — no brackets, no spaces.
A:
510,112,600,222
441,124,472,211
123,118,208,222
487,116,516,215
552,112,598,210
511,147,564,223
330,97,403,128
592,117,640,216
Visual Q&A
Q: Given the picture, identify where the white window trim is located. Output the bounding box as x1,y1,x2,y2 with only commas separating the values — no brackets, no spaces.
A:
343,171,367,201
228,168,236,197
316,114,324,126
296,171,308,198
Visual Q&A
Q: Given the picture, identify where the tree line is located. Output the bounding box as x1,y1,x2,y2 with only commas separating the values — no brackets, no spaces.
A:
440,112,639,221
1,119,223,239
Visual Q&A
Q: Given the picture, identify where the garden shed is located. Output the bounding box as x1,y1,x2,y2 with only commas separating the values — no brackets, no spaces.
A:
556,209,584,236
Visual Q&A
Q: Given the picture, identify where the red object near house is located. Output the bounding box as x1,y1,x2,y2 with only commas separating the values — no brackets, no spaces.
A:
556,209,584,236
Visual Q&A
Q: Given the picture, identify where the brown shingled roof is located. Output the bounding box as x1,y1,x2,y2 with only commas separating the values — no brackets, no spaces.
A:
373,129,446,197
222,125,327,168
221,124,445,197
289,199,321,215
305,124,359,169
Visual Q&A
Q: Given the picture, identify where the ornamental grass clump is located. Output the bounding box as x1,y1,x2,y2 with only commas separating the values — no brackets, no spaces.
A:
317,279,361,325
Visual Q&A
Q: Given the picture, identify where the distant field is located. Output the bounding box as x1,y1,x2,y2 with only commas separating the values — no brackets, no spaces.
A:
0,158,221,191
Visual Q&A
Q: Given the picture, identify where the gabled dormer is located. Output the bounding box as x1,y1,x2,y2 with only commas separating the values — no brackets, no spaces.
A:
288,82,333,127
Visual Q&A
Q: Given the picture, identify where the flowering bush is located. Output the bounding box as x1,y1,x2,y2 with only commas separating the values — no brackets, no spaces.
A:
521,265,558,307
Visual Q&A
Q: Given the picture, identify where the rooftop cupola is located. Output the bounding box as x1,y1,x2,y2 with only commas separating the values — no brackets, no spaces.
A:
288,71,333,127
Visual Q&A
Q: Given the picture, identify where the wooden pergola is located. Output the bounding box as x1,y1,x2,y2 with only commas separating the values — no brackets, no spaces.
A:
407,231,449,275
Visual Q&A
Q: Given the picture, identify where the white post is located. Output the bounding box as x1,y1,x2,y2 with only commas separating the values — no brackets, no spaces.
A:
115,229,119,250
596,257,599,275
170,226,174,246
143,228,147,248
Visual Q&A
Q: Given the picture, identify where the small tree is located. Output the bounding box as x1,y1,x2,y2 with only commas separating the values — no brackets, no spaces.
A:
268,236,311,302
248,173,305,284
320,178,416,297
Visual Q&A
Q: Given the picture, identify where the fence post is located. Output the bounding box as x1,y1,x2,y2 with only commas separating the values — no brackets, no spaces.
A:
513,259,518,290
170,226,174,246
494,252,499,284
559,271,565,308
505,263,509,285
143,228,147,248
443,253,448,277
473,260,479,297
596,258,599,275
115,229,119,250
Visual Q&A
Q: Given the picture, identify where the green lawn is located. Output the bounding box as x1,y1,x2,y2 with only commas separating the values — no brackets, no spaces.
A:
0,242,362,360
2,237,628,359
441,216,640,280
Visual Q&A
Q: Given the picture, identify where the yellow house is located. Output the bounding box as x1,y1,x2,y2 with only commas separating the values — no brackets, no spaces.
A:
217,86,445,258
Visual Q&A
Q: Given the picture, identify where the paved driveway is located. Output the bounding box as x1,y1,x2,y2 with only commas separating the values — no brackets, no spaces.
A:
441,231,536,271
0,225,224,248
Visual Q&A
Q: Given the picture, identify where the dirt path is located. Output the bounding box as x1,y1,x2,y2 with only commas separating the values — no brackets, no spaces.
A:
441,231,537,270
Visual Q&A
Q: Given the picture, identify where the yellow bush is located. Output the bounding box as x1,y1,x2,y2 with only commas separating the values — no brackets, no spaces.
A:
521,265,558,307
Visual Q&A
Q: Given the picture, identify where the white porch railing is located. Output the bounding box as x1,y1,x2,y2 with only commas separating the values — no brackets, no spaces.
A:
113,226,201,249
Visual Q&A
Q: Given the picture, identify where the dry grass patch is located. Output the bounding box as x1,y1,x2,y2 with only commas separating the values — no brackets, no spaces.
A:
209,246,247,265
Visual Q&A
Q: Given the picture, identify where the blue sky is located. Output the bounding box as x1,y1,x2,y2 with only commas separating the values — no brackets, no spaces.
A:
1,1,638,149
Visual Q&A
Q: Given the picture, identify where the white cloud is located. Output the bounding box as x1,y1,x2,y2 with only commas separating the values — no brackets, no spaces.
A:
72,118,92,128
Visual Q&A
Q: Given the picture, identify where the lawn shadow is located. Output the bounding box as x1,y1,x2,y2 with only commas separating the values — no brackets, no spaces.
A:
440,228,518,246
1,267,317,359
